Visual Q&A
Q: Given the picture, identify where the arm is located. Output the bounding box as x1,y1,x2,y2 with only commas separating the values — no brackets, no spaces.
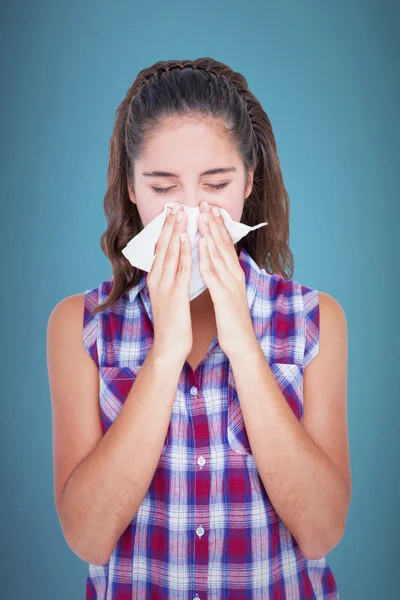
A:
227,292,352,560
47,294,183,566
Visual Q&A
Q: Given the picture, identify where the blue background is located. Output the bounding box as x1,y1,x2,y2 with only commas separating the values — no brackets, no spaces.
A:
1,0,398,598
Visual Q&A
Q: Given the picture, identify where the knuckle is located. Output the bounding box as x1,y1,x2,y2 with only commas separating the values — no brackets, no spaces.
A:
177,261,188,275
164,246,175,261
168,212,177,225
203,264,215,276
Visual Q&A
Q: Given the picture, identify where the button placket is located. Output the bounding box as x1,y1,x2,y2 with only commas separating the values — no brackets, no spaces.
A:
188,378,209,595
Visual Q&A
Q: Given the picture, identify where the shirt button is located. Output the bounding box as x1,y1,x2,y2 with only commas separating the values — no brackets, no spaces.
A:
196,525,205,538
197,456,206,469
190,386,198,396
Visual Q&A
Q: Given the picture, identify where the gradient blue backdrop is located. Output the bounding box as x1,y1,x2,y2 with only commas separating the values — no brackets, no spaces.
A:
1,0,398,598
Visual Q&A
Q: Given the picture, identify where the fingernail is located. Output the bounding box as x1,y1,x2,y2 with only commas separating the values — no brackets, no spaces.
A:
176,210,183,222
166,207,172,216
204,200,211,211
212,206,220,216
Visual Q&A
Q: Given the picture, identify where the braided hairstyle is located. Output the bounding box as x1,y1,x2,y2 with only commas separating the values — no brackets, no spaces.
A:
92,57,293,315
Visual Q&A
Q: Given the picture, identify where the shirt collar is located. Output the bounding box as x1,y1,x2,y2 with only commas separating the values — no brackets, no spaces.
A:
128,246,261,321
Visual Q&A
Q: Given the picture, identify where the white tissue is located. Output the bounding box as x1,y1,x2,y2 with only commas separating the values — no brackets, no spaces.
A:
121,202,268,301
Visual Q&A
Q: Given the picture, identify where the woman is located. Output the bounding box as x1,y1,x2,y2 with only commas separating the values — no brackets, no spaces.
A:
47,57,351,599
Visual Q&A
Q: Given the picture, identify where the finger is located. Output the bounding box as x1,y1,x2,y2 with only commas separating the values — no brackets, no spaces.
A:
150,205,182,281
176,229,192,290
206,207,237,276
198,235,218,290
159,208,189,289
198,210,232,288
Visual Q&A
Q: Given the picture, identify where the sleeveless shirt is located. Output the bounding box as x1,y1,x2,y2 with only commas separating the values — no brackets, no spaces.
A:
82,247,340,600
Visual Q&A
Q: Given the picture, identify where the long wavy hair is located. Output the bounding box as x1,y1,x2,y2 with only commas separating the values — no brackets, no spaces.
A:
91,57,293,316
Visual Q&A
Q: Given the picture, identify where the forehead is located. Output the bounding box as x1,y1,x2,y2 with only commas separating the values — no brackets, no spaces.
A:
137,117,241,172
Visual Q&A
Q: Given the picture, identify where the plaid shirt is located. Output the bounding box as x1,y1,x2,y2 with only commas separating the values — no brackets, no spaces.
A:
82,247,340,599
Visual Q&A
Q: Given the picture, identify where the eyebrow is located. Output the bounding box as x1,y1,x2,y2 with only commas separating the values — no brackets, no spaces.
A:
142,167,237,178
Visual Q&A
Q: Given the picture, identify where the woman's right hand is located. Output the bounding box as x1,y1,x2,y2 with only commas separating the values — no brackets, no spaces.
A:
147,204,193,364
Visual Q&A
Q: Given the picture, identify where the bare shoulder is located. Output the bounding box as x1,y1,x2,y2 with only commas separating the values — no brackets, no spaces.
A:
303,291,351,496
319,291,347,339
48,292,86,332
47,292,90,381
317,291,348,371
47,292,102,516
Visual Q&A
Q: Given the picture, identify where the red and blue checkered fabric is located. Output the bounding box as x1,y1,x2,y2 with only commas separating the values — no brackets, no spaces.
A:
82,247,339,599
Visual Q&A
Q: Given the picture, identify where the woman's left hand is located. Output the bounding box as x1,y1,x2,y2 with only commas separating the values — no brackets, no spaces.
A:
197,200,258,359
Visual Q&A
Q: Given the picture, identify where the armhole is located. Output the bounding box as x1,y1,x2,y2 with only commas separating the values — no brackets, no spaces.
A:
83,288,99,369
301,285,320,369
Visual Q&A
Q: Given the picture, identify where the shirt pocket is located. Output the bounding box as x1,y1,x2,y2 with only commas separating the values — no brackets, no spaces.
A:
226,358,304,455
99,364,169,453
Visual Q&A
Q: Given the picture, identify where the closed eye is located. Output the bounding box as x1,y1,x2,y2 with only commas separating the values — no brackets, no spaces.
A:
151,183,229,195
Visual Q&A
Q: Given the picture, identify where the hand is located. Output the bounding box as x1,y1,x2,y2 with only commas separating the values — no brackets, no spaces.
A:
147,205,193,364
196,200,258,359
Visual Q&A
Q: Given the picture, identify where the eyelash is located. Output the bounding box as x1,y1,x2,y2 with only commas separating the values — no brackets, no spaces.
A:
151,183,229,195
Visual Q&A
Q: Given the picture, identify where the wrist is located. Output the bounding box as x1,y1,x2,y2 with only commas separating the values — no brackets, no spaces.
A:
148,345,187,370
227,337,262,365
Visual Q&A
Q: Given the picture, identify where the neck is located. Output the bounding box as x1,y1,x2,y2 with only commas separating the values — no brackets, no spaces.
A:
190,288,214,319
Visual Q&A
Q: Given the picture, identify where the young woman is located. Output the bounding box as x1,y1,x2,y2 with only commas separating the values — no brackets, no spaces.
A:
47,57,351,599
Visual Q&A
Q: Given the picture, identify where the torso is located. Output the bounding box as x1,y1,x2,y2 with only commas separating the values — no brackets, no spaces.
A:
186,303,218,372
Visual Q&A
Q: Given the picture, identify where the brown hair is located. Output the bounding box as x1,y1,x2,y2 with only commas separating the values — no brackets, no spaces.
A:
91,57,293,316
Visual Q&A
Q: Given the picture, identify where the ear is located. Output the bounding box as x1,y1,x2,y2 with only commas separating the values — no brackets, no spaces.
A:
244,169,254,199
127,179,136,204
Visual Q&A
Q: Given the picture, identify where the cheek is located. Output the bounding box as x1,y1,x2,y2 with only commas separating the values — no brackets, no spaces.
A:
217,197,243,223
136,201,168,227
